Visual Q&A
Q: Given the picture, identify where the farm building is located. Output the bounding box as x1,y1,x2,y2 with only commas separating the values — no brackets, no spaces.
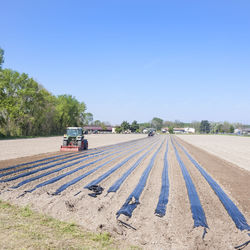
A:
161,127,195,134
173,128,185,133
184,127,195,133
161,128,168,133
173,128,195,134
234,128,250,135
84,126,113,133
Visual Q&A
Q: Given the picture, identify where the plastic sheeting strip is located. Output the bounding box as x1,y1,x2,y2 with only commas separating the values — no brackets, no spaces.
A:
0,149,109,179
15,141,146,190
84,139,159,189
26,151,125,193
0,153,86,178
2,153,102,183
172,138,208,228
107,143,157,193
175,138,250,231
9,138,151,186
0,136,147,174
54,153,127,195
23,138,159,193
12,150,124,189
53,139,159,195
116,139,165,218
0,137,149,182
154,140,169,217
0,152,74,172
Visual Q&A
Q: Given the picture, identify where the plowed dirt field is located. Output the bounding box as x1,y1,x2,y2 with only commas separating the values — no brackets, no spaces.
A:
0,135,249,249
177,134,250,171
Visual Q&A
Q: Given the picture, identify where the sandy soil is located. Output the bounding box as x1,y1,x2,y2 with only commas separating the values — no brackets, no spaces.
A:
0,135,249,249
0,134,146,161
176,135,250,171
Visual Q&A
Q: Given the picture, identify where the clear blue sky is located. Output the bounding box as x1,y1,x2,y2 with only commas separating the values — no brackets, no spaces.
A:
1,0,250,125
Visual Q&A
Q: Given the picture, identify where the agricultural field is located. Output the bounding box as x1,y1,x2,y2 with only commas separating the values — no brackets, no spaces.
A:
177,134,250,171
0,135,249,249
0,134,146,161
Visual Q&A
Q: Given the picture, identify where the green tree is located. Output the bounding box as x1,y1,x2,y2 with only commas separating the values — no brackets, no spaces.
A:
216,122,224,133
0,69,22,135
173,120,184,128
163,120,174,128
0,50,90,137
81,112,93,126
168,127,174,134
93,120,102,126
121,121,130,131
151,117,163,131
115,126,122,133
190,121,201,132
222,121,231,133
0,48,4,69
0,69,58,136
229,125,234,133
139,122,151,132
130,120,139,132
55,95,86,133
100,122,107,131
200,120,210,134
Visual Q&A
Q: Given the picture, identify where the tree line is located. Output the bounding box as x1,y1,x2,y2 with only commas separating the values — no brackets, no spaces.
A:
115,120,140,133
115,117,248,134
0,48,91,137
115,117,164,133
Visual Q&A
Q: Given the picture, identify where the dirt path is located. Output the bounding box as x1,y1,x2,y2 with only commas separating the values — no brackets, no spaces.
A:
0,135,249,249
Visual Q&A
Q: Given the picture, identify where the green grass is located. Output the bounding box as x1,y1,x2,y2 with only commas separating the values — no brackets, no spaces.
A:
0,200,132,249
20,206,33,217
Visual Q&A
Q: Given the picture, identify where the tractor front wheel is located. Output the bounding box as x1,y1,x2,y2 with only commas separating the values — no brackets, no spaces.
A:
77,140,82,147
84,140,88,150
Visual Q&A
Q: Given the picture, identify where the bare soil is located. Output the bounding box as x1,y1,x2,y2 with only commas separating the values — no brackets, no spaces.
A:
177,134,250,171
0,134,146,161
0,135,249,249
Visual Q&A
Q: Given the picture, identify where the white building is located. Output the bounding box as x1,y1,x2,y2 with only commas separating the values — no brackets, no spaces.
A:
184,127,195,133
234,128,250,135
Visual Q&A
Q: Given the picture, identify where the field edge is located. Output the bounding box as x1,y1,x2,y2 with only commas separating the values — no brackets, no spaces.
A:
0,199,138,249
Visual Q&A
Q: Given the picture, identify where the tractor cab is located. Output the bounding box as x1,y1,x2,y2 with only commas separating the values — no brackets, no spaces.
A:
66,127,83,138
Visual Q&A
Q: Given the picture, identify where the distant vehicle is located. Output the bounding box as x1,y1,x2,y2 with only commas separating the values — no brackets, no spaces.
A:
148,130,155,136
93,130,98,134
60,127,88,151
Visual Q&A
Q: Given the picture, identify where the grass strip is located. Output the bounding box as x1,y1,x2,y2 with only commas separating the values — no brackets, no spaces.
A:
0,199,125,249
